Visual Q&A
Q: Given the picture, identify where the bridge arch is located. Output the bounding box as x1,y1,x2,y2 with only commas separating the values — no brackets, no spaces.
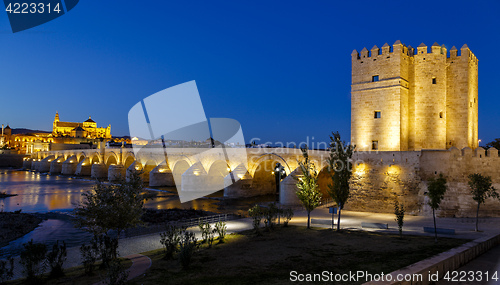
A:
123,154,136,169
105,152,119,166
77,152,86,163
90,153,101,164
249,153,292,177
172,160,190,186
207,160,230,190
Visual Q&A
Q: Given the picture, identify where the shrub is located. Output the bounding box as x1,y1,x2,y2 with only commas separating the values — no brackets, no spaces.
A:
282,208,294,227
159,225,182,259
101,259,128,285
0,256,14,284
178,230,197,269
46,240,67,278
214,221,227,243
263,203,279,230
20,239,47,284
95,234,119,269
198,221,212,244
80,243,97,275
248,204,263,233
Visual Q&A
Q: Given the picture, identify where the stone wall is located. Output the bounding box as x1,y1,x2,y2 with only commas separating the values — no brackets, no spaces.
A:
345,148,500,217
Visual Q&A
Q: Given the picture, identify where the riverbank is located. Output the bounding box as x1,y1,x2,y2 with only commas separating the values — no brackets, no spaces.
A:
0,212,43,248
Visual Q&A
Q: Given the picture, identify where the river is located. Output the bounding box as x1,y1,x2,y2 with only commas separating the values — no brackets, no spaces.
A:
0,169,272,257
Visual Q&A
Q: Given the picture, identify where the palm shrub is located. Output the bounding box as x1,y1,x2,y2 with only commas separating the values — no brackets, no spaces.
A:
178,230,197,269
214,221,227,242
263,203,279,230
248,204,264,233
47,240,67,278
282,208,294,227
159,225,182,259
20,239,47,284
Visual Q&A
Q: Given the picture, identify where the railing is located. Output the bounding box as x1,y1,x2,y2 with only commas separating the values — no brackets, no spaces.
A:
123,213,238,238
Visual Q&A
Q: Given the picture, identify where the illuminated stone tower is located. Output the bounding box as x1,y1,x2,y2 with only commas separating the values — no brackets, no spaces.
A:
351,41,478,151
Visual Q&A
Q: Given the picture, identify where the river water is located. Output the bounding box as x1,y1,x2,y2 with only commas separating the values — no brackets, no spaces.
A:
0,169,270,257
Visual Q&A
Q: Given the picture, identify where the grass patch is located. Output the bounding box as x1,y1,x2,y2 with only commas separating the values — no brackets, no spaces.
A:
129,226,470,285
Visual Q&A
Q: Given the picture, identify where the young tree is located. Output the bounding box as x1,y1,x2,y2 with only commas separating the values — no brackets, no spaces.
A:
74,170,146,258
468,173,500,232
427,174,447,242
295,147,322,229
394,200,405,238
327,131,355,231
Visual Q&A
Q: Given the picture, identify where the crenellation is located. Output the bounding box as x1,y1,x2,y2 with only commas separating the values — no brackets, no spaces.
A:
487,147,498,157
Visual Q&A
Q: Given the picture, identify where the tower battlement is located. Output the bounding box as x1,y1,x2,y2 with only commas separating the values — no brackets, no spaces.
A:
351,40,478,152
352,41,478,62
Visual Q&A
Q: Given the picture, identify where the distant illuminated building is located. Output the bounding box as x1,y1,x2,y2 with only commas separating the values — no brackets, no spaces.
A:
52,112,111,139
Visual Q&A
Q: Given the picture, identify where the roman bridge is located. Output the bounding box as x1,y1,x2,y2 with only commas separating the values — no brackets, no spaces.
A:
23,146,334,204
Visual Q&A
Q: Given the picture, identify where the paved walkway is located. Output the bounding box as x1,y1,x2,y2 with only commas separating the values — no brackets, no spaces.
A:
8,209,500,282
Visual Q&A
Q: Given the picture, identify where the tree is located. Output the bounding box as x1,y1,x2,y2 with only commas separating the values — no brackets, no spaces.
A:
295,147,322,229
20,239,47,284
468,173,500,232
394,200,405,238
485,138,500,150
74,170,145,237
74,170,146,260
427,174,447,242
326,132,355,231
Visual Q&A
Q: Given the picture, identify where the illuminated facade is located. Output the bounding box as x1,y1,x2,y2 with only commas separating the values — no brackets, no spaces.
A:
351,41,478,151
52,112,111,139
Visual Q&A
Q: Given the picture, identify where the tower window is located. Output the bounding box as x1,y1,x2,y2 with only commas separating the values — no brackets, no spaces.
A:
374,111,381,118
439,112,443,118
372,140,379,150
432,77,437,84
372,75,379,82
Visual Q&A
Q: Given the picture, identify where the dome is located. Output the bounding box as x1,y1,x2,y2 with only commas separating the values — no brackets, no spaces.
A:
85,116,95,123
73,126,85,131
4,125,11,129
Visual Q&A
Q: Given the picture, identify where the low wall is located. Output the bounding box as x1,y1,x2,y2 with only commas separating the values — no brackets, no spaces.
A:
0,154,26,168
364,234,500,285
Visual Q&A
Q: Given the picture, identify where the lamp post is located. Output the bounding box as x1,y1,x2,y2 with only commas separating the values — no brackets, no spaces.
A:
274,163,286,224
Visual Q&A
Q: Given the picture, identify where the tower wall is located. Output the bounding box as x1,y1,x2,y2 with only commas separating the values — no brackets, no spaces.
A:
351,41,478,151
351,42,410,151
413,44,447,149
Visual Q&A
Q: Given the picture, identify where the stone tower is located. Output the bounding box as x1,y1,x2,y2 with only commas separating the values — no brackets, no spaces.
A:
351,41,478,151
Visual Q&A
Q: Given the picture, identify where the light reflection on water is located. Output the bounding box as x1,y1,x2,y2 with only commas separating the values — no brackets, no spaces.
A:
0,170,220,213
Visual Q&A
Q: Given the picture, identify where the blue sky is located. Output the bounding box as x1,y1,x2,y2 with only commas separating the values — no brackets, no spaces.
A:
0,1,499,146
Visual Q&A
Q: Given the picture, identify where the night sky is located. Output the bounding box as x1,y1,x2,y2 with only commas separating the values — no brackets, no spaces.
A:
1,1,499,146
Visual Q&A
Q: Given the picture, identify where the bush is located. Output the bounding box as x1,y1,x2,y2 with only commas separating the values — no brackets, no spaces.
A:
159,225,182,259
46,240,67,278
198,221,212,244
20,239,47,284
80,243,98,275
263,203,279,230
0,256,14,284
282,208,294,227
101,259,128,285
95,234,119,269
214,221,227,243
248,204,263,233
178,230,197,269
